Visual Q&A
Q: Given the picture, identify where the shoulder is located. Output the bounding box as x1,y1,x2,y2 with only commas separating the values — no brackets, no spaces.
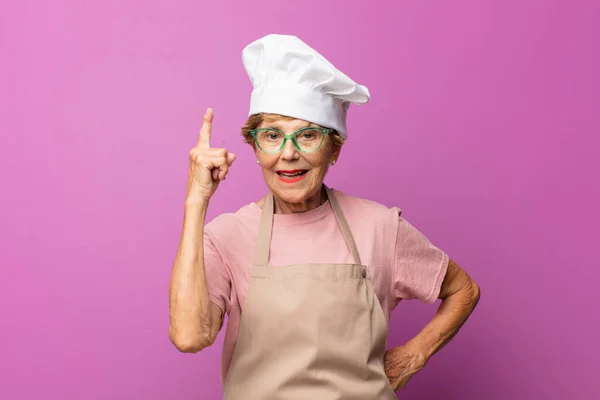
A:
204,202,259,242
331,188,401,223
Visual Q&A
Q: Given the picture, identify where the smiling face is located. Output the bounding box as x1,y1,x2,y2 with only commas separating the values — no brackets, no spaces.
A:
249,114,342,211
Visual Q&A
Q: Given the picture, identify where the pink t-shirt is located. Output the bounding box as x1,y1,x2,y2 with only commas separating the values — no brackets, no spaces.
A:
204,188,449,384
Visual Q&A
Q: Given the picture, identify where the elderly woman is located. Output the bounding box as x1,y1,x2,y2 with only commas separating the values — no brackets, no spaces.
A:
169,34,480,399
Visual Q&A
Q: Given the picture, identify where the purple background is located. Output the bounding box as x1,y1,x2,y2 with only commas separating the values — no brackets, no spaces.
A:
1,0,598,399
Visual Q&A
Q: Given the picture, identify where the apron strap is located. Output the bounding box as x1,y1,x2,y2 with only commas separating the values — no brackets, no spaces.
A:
324,186,362,265
254,185,362,266
254,190,275,266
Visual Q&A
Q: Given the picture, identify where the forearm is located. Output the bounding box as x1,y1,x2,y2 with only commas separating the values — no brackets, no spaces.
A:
169,199,215,352
407,281,480,359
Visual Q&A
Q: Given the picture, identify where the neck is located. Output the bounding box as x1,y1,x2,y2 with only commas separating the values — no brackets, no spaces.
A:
273,186,327,214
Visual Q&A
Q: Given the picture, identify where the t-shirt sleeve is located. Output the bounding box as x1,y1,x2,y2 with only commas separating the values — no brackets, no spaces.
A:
203,231,232,314
393,216,449,304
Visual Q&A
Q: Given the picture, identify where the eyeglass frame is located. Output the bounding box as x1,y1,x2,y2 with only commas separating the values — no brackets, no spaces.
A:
249,127,332,154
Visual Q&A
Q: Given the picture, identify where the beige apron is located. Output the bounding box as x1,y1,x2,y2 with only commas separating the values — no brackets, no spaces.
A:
223,186,397,399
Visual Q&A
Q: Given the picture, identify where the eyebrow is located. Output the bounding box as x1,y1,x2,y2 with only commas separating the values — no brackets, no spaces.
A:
263,123,317,130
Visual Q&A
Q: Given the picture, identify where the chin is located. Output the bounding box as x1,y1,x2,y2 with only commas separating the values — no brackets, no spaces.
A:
270,181,320,204
272,188,310,203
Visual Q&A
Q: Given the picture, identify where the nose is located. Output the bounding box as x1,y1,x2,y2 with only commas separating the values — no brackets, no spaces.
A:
280,138,300,161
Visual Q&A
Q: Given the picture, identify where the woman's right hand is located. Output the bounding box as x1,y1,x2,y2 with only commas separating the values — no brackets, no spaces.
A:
186,108,236,202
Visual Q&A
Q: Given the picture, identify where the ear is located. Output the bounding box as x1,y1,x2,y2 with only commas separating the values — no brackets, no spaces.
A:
330,145,342,165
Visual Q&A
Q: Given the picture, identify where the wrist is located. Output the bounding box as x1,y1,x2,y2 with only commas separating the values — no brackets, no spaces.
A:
404,338,432,362
185,195,210,210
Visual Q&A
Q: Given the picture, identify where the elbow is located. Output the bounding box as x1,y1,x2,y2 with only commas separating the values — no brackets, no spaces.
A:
169,328,213,354
171,337,205,354
470,281,481,307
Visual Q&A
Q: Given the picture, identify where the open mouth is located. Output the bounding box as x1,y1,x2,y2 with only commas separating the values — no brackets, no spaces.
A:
276,170,309,178
275,169,309,183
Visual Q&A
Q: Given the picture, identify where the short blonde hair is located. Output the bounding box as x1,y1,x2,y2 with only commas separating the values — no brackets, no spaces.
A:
241,113,345,150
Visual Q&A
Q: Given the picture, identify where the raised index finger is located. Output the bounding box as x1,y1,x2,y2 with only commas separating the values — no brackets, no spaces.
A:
197,108,213,148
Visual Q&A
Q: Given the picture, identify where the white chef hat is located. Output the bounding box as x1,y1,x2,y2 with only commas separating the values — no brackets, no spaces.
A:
242,34,370,139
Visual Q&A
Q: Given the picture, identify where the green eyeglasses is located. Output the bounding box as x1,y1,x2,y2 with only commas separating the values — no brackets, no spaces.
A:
249,127,332,154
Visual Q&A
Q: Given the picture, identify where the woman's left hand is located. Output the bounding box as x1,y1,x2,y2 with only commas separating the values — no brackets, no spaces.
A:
384,343,428,391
